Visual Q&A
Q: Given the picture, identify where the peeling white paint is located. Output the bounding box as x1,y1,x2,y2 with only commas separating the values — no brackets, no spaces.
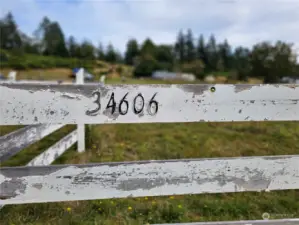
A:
152,218,299,225
76,68,85,152
27,130,77,166
0,124,64,162
0,155,298,205
0,83,298,125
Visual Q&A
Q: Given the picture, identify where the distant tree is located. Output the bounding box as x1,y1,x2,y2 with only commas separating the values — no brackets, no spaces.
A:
97,43,106,60
133,54,159,77
185,29,195,62
33,16,51,53
19,32,39,54
140,38,156,56
35,17,68,57
0,12,22,50
174,30,186,62
67,36,78,57
124,39,139,65
181,59,205,79
79,40,95,59
196,35,207,68
206,34,218,71
250,41,297,83
233,46,251,81
105,43,117,63
218,39,232,71
45,22,68,57
155,44,174,71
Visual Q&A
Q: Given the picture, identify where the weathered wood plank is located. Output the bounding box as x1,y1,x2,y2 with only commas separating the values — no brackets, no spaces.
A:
76,68,85,152
0,155,298,205
1,83,298,125
0,124,64,162
27,130,77,166
152,218,299,225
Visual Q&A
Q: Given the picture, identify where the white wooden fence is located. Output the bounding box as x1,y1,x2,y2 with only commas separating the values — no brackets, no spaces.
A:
0,79,299,225
0,69,87,165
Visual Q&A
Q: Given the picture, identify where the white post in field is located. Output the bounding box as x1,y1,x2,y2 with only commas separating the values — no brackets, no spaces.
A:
8,71,17,82
76,68,85,152
100,75,106,84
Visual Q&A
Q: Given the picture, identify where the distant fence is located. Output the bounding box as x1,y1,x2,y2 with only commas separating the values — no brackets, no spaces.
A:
0,78,299,224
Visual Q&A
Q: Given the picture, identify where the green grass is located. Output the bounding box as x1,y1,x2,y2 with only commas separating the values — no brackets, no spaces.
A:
0,125,25,136
0,125,76,167
0,78,298,225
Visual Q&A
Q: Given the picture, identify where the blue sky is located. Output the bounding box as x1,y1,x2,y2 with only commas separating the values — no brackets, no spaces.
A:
1,0,299,56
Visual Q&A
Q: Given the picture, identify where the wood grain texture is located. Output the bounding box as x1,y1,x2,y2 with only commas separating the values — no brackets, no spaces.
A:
0,155,298,205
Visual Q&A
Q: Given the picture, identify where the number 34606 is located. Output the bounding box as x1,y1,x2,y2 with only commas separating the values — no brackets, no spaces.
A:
85,92,159,116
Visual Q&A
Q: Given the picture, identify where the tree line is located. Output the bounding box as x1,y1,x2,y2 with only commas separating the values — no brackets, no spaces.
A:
0,12,298,83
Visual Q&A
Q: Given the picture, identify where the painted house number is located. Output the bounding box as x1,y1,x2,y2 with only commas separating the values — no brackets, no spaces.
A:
86,92,159,116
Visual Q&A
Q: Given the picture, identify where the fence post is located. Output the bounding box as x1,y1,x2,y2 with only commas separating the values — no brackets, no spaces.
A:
76,68,85,152
8,71,16,82
100,75,106,84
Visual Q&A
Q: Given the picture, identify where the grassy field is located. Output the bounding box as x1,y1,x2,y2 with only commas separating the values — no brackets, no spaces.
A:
0,76,298,225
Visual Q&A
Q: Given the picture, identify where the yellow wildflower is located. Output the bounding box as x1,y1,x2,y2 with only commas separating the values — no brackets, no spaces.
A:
169,196,174,199
177,204,182,209
66,207,72,212
128,206,132,211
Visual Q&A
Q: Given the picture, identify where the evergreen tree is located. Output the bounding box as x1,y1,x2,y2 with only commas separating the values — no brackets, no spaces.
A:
67,36,78,57
97,43,106,60
140,38,156,56
174,30,186,62
124,39,139,65
206,34,218,71
185,29,195,62
218,39,232,71
105,43,117,63
196,34,207,67
0,12,22,50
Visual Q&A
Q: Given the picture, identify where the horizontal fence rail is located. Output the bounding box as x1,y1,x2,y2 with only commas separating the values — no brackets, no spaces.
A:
1,83,298,125
1,155,298,205
152,218,299,225
0,124,64,162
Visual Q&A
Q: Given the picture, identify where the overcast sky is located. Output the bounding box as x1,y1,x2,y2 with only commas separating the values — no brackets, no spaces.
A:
1,0,299,55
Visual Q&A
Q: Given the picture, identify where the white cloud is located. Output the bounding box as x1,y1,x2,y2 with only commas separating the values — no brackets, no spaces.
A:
1,0,299,56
